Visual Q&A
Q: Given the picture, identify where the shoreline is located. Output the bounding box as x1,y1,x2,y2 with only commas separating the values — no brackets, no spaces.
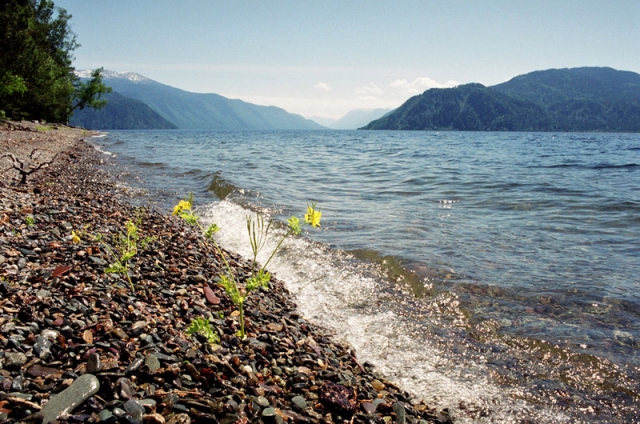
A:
0,123,448,423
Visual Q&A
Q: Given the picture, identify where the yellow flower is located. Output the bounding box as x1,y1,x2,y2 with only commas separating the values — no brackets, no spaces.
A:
304,204,322,228
172,200,191,216
71,231,81,244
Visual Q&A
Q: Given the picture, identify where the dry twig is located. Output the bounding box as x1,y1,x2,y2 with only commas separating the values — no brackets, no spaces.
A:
1,148,58,184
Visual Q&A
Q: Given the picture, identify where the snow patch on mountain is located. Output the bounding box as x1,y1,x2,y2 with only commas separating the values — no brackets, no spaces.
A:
74,69,150,82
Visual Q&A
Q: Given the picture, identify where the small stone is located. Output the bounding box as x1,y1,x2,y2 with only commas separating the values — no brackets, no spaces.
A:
34,335,53,359
126,357,144,373
143,413,165,424
87,352,102,373
144,354,161,372
125,399,145,422
41,374,100,424
262,407,277,417
11,374,24,391
41,329,59,340
362,402,376,415
139,398,157,409
27,364,63,379
255,396,270,407
266,322,283,332
166,413,191,424
393,403,406,424
36,289,52,299
118,377,136,399
99,409,115,422
111,327,129,340
3,352,27,369
1,321,16,333
203,286,220,304
89,256,107,266
291,395,307,410
371,379,385,391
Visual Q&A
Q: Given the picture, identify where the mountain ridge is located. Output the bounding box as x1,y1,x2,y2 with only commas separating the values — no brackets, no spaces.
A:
72,70,326,131
361,67,640,132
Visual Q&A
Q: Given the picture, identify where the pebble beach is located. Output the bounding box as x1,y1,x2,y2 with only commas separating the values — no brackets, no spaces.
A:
0,122,448,424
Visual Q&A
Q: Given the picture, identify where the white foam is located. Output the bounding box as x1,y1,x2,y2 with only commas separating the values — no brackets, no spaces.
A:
199,200,570,423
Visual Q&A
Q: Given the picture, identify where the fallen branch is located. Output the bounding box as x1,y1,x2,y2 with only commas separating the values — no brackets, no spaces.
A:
1,149,58,184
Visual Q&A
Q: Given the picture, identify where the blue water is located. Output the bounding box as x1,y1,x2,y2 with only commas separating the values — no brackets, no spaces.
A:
94,130,640,423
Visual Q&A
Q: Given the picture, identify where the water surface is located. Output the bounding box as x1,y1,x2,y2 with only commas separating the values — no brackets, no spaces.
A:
95,130,640,423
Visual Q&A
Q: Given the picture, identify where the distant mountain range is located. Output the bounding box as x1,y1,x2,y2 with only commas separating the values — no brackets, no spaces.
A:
311,108,393,129
70,70,325,130
361,67,640,132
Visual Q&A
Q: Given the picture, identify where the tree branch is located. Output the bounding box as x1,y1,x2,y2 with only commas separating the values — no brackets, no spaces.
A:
1,149,58,184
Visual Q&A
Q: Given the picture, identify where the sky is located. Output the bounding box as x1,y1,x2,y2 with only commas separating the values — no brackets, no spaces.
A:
55,0,640,120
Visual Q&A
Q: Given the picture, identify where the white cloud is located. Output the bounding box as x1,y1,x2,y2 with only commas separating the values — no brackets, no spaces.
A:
390,77,458,95
315,82,331,91
356,82,383,95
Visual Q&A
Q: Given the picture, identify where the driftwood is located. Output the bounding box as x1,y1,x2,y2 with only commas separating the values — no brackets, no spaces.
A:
1,149,58,184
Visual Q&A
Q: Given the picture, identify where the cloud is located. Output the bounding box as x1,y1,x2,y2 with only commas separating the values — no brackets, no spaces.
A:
315,82,331,91
356,82,383,95
390,77,458,95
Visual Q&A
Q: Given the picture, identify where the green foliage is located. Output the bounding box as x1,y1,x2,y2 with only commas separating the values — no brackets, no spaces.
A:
104,218,153,292
185,317,220,345
25,215,35,227
174,194,322,338
0,0,110,122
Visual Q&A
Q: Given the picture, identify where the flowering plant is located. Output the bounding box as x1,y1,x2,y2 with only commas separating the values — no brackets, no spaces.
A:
174,194,321,338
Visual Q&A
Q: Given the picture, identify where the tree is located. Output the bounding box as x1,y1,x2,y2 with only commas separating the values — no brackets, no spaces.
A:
0,0,110,122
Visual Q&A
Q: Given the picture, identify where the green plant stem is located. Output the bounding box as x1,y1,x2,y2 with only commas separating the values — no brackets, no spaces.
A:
239,302,245,338
261,228,294,271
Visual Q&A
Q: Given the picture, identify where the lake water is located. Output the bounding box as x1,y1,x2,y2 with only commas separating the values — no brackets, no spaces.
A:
93,130,640,423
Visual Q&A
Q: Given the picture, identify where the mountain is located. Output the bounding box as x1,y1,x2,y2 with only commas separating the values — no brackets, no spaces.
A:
361,67,640,132
74,70,326,130
70,91,178,130
310,108,394,129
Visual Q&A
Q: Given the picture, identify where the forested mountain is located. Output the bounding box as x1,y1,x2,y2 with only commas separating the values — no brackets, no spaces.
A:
361,67,640,132
75,71,325,130
70,92,177,130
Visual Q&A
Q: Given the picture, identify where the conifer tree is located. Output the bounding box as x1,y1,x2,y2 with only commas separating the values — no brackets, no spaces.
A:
0,0,110,122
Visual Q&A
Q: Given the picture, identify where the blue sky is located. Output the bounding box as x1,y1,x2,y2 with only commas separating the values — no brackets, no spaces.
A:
56,0,640,119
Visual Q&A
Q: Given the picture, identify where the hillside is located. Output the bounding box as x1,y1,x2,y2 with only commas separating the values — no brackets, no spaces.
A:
311,108,393,129
76,71,325,130
361,67,640,132
70,92,178,130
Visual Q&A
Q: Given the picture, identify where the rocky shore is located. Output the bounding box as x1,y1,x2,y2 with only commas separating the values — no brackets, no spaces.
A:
0,122,450,424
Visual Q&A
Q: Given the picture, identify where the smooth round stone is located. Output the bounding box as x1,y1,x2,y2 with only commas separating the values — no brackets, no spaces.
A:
124,399,145,422
262,407,277,418
139,398,157,409
87,352,102,373
393,402,406,424
291,395,307,410
255,396,270,407
98,409,114,422
144,354,161,372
